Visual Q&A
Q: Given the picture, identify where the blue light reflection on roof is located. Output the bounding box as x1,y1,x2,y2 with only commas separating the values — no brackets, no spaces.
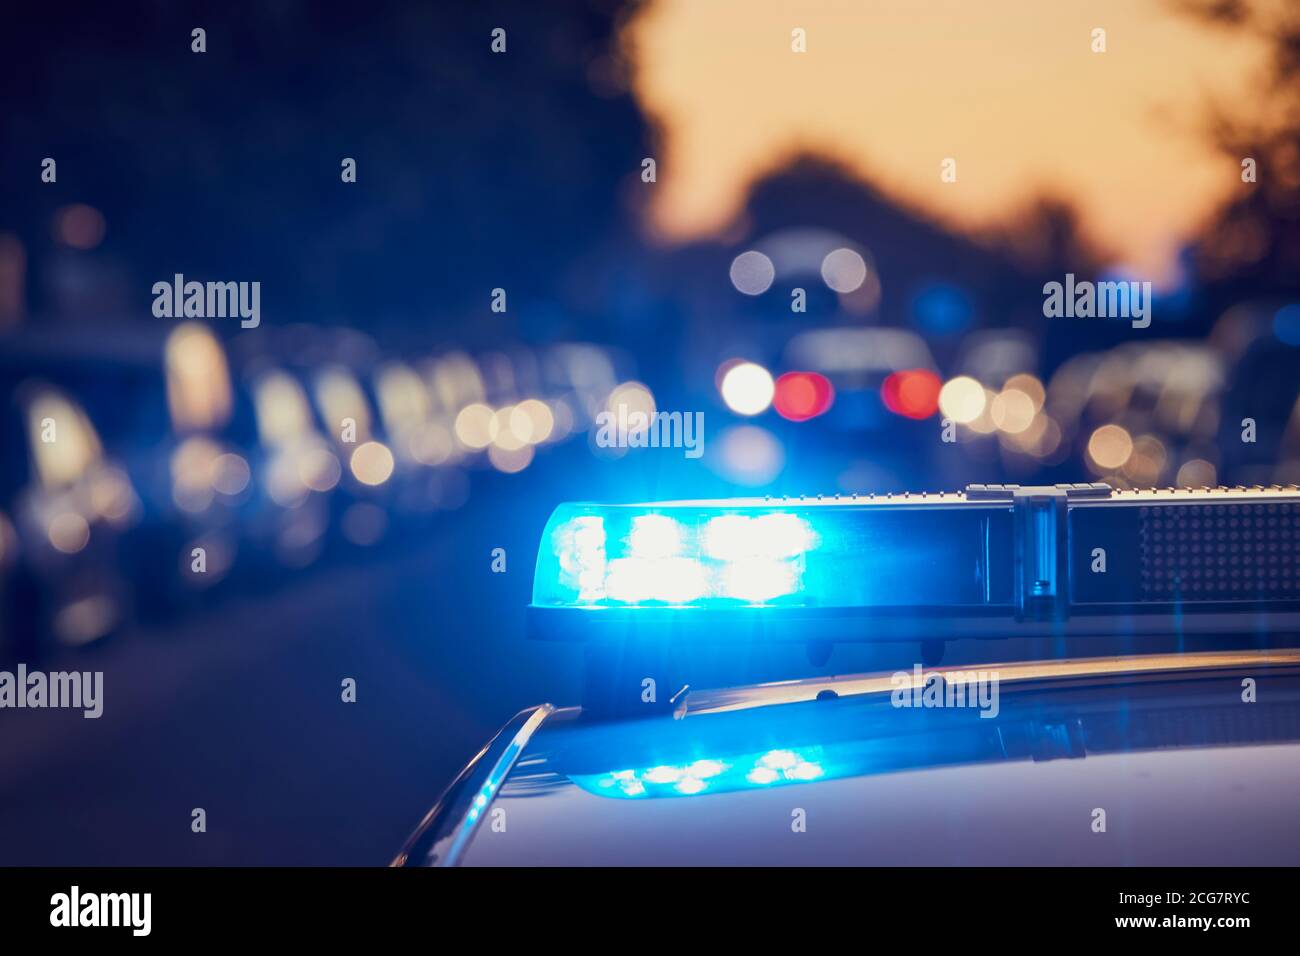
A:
466,782,496,822
572,746,832,799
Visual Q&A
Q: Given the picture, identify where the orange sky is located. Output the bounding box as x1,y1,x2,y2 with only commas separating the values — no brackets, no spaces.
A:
623,0,1271,283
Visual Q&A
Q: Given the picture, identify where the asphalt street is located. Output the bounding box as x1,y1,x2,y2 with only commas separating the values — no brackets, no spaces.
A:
0,492,584,865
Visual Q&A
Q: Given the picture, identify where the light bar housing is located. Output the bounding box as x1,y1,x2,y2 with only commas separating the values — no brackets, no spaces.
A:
529,484,1300,643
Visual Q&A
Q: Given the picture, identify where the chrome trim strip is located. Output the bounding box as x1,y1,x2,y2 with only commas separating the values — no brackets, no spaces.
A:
689,648,1300,715
564,484,1300,510
391,703,555,867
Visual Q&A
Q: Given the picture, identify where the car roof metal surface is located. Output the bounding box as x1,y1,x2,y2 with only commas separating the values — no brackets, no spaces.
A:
459,649,1300,865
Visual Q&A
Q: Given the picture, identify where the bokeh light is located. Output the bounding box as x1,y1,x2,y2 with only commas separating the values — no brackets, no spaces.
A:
912,282,972,335
253,372,317,448
409,423,456,465
488,443,534,473
89,467,136,523
314,367,372,443
773,371,834,422
350,441,395,485
1003,373,1045,410
711,424,784,486
729,250,775,295
53,203,106,250
454,403,497,449
171,436,221,512
1274,304,1300,345
27,390,103,489
210,452,251,496
989,388,1036,434
298,447,342,493
1122,434,1168,485
165,323,233,433
1177,457,1218,488
820,247,867,293
512,399,555,445
492,406,528,451
937,375,986,424
1087,424,1134,472
881,369,940,420
720,362,774,416
48,512,90,554
606,381,656,419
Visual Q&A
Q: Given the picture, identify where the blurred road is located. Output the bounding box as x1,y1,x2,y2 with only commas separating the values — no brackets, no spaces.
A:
0,481,584,865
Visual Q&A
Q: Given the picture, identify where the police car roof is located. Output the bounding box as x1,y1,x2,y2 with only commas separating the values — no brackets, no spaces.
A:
423,649,1300,866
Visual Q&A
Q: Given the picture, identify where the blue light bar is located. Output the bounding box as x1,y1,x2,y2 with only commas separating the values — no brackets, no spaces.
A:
531,497,1009,613
530,486,1300,642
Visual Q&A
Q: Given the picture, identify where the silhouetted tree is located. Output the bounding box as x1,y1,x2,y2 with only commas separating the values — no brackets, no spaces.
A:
1176,0,1300,291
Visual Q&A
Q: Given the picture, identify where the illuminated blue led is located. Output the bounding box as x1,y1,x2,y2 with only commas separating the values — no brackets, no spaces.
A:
718,559,799,603
551,514,607,603
533,505,819,608
784,760,825,781
571,748,827,800
606,556,709,605
702,513,814,561
758,749,797,770
686,759,727,779
467,786,493,821
532,497,1009,616
627,514,683,558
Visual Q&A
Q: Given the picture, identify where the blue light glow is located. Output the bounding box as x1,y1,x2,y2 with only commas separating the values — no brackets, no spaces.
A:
759,749,797,770
702,513,814,561
535,505,820,608
532,500,1008,614
551,514,607,603
466,783,495,821
1275,303,1300,346
627,513,683,558
686,759,727,778
605,556,709,604
572,748,828,800
718,558,799,602
911,281,973,336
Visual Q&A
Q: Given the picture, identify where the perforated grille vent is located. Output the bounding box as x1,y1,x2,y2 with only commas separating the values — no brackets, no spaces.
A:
1139,503,1300,600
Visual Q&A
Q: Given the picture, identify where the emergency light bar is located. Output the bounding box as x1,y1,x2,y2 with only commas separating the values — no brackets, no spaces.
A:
529,483,1300,643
